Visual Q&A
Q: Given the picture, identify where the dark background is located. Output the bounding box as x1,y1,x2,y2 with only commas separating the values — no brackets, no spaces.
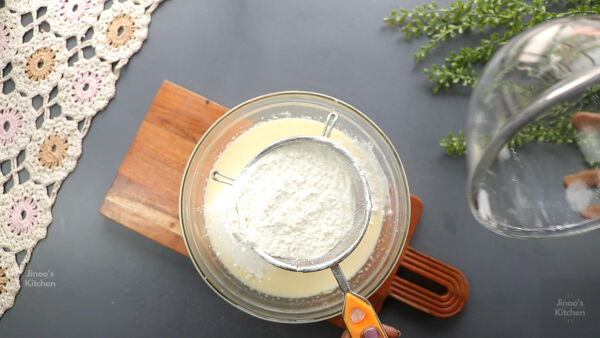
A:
1,1,599,337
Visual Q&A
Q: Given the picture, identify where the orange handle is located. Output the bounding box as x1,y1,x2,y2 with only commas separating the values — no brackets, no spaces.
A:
390,247,469,318
342,292,388,338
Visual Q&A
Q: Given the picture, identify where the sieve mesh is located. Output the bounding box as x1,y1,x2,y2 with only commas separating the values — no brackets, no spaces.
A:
244,136,372,273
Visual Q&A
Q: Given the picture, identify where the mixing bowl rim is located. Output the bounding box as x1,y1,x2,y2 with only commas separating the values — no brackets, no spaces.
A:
179,90,410,322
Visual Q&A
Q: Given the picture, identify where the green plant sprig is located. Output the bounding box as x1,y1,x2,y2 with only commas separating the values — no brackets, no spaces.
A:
440,131,467,155
385,0,600,93
439,86,600,160
386,1,600,159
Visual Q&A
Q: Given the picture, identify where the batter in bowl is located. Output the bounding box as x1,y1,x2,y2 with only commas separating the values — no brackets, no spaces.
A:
203,117,389,298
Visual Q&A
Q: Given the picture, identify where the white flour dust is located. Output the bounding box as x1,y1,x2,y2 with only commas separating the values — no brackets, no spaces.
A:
227,141,357,260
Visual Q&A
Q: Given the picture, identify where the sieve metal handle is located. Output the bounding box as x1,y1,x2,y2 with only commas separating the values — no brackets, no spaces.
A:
331,264,350,294
322,112,338,137
212,171,235,185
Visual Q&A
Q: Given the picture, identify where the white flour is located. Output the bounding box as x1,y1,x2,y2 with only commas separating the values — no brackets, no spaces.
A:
227,140,357,260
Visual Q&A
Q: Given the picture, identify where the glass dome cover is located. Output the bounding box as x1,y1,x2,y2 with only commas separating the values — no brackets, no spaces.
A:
467,16,600,238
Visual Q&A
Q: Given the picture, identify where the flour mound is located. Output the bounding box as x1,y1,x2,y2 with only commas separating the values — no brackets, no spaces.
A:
227,141,358,260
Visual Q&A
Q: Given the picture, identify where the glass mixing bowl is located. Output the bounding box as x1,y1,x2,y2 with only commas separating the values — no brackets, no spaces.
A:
467,16,600,238
179,92,410,322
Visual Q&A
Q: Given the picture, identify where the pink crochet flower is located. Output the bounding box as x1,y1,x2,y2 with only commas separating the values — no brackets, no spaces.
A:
6,197,39,236
59,0,91,23
0,108,23,147
70,71,102,105
0,23,10,55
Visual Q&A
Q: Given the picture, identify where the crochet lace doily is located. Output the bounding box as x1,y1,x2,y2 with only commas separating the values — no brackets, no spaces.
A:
0,0,163,317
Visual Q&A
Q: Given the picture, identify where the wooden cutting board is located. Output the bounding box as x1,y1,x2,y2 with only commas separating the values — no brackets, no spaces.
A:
99,81,223,255
99,80,468,321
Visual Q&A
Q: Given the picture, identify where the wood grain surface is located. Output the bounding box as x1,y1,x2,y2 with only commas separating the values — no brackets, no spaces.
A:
99,81,468,323
100,81,226,255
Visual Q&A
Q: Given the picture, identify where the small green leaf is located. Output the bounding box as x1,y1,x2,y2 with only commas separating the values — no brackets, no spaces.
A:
440,131,467,156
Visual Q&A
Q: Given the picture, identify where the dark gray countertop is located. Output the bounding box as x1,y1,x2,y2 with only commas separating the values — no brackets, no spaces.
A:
2,1,600,337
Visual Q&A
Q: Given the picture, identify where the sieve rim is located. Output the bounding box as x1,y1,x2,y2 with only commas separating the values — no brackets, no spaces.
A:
235,136,373,273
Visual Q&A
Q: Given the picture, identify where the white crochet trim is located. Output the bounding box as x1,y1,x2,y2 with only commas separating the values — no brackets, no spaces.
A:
6,0,42,13
93,1,150,63
0,182,52,253
0,8,23,68
0,93,36,162
58,58,116,119
12,32,69,95
46,0,105,38
24,117,83,185
0,0,163,317
0,251,20,317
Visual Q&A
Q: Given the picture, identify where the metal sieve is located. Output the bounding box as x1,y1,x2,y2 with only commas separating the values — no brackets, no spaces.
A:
212,112,388,337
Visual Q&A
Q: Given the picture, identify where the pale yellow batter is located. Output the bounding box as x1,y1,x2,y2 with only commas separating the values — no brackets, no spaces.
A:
203,117,388,298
